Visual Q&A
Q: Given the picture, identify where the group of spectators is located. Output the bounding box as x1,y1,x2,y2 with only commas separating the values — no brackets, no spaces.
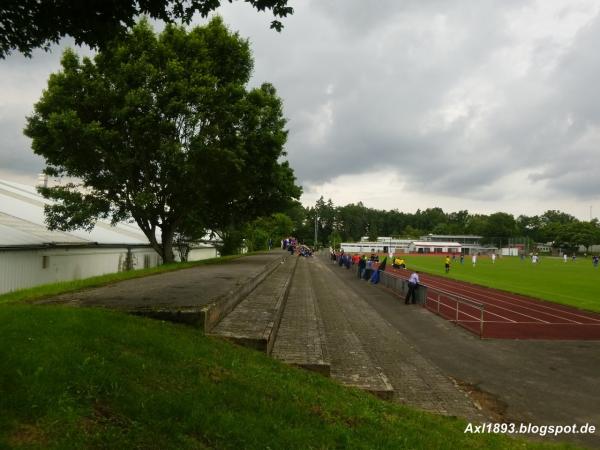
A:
282,237,297,253
330,250,393,285
282,237,314,257
331,250,422,304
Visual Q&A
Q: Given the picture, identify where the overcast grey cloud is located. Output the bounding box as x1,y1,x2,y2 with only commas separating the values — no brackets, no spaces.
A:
1,0,600,219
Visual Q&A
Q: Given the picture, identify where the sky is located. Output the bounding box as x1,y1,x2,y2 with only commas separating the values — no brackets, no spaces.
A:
1,0,600,220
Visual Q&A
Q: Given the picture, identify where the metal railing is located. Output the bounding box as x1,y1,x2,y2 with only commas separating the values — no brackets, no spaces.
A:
381,271,486,338
425,286,486,338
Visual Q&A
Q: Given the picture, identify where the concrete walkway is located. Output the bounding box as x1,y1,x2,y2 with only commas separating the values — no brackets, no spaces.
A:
324,254,600,448
311,257,483,418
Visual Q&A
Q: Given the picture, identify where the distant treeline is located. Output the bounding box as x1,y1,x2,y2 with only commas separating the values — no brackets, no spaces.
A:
277,197,600,253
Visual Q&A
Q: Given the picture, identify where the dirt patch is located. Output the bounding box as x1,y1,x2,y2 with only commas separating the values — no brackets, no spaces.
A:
80,402,133,434
7,423,48,447
451,378,509,422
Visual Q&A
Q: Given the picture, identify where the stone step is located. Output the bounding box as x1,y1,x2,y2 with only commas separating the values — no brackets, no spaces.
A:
306,257,394,400
208,255,297,353
199,255,288,332
272,257,331,376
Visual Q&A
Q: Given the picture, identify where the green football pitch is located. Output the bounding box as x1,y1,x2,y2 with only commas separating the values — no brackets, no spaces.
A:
396,254,600,313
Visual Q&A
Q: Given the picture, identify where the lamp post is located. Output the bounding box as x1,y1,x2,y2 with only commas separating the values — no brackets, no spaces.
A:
314,214,318,250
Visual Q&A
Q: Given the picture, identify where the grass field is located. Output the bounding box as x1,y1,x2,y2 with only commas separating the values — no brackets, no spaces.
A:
0,305,570,449
398,254,600,313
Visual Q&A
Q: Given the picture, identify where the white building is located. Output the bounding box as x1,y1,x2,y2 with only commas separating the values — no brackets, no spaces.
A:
341,234,500,255
420,234,495,255
0,179,217,294
341,238,412,254
409,241,462,254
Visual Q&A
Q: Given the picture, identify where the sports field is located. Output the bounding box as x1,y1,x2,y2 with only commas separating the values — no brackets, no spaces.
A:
398,254,600,313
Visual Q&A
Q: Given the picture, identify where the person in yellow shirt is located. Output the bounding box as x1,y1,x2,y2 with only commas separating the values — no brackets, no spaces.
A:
444,256,450,273
393,257,406,269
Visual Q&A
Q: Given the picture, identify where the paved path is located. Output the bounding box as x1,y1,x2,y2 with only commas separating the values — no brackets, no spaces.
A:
324,255,600,448
312,257,483,419
307,257,394,399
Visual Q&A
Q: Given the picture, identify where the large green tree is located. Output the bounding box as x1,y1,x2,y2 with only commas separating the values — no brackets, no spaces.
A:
25,18,300,263
0,0,292,58
482,212,517,247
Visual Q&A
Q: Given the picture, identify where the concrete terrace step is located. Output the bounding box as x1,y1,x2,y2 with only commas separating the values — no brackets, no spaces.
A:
307,257,394,400
208,255,297,353
37,252,288,331
271,257,331,376
199,255,289,332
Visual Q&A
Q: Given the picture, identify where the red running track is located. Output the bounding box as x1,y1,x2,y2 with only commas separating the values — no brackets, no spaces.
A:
386,267,600,340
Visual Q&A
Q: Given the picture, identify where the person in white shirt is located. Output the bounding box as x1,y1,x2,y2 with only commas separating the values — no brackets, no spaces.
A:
405,271,420,304
472,254,477,266
491,253,496,264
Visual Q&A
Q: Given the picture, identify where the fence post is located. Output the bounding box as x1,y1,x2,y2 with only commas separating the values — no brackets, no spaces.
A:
455,300,459,322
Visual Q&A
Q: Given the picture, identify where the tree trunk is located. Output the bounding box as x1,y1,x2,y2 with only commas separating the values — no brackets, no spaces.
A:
161,228,175,264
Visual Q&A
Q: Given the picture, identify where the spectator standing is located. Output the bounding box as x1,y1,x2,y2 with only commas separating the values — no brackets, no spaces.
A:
371,257,387,284
358,255,367,278
405,271,420,304
364,259,373,280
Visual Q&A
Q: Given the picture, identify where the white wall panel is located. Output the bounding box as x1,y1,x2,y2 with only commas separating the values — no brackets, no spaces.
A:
0,247,158,294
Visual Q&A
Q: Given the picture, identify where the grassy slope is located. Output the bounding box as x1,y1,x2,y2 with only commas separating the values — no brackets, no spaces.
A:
0,305,569,450
401,255,600,312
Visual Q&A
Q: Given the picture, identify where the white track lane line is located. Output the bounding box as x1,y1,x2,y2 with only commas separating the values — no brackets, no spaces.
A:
390,267,600,323
389,271,552,323
416,275,585,324
426,294,517,323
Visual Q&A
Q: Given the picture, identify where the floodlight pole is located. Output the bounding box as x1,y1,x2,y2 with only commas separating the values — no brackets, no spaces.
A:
314,214,318,250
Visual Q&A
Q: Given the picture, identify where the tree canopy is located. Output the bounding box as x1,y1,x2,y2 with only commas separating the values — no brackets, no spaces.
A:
25,18,300,262
0,0,292,58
